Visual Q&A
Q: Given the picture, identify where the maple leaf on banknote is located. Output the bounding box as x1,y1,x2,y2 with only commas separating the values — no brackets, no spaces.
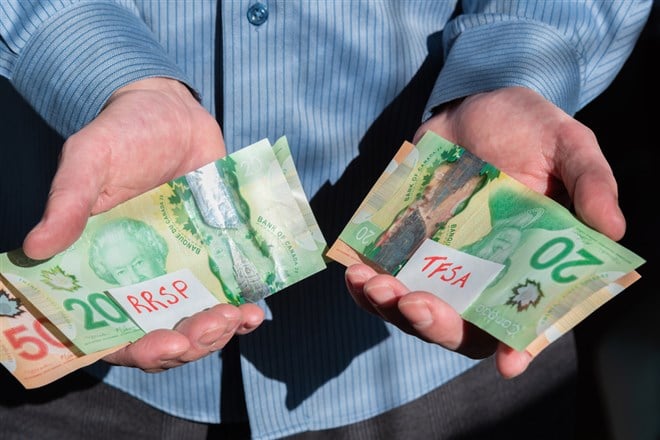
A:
41,266,81,292
327,131,645,355
506,279,544,312
0,289,23,317
168,181,199,235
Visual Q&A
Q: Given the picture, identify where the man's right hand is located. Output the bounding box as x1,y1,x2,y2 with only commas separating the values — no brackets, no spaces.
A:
21,77,264,372
23,77,224,260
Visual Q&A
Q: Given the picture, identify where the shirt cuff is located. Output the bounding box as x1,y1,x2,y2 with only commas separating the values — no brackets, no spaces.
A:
10,2,192,138
424,20,581,121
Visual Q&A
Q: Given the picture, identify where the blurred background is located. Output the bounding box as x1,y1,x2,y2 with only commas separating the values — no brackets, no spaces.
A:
0,3,658,439
574,1,660,439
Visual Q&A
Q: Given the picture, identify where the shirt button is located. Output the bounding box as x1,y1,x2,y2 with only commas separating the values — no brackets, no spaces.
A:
247,3,268,26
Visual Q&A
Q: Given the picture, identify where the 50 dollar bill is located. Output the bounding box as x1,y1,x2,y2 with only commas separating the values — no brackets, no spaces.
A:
0,136,327,387
327,131,645,355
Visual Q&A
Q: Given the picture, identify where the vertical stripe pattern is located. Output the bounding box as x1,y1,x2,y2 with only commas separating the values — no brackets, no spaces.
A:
0,1,651,439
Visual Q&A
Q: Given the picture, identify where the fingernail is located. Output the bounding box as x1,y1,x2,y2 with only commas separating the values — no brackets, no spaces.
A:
364,283,395,305
345,266,369,292
346,265,371,282
400,298,433,329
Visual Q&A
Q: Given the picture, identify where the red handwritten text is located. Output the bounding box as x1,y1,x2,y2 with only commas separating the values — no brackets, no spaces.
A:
127,279,190,314
421,256,471,288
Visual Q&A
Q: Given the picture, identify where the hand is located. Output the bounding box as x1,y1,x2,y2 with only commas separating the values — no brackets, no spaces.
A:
417,86,625,241
346,264,527,378
104,303,263,372
21,77,264,370
346,86,625,378
23,77,224,260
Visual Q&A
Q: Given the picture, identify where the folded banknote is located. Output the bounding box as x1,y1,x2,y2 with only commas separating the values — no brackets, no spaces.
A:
0,136,327,387
327,131,645,355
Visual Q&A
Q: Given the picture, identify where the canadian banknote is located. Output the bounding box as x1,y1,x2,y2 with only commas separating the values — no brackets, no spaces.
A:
0,276,125,388
0,136,327,387
327,131,645,354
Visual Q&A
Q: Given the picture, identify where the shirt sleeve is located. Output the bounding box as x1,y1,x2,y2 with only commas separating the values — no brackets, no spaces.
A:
0,1,192,138
424,0,653,119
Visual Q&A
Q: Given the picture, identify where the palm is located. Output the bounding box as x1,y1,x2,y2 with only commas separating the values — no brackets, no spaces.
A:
20,78,263,370
416,86,625,240
347,87,628,378
82,80,224,213
23,78,225,259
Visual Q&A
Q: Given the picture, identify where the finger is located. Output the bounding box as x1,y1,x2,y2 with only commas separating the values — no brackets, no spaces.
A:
22,193,90,260
345,264,381,314
361,274,417,332
234,303,265,335
494,343,533,379
351,267,497,357
103,329,192,372
573,173,625,241
163,304,264,367
397,293,498,358
103,303,264,371
169,304,262,362
360,273,451,337
172,304,241,362
23,139,107,259
557,123,626,241
104,305,240,369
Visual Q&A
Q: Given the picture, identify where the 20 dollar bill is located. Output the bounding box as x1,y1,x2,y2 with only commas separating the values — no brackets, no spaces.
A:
0,136,327,387
327,131,645,355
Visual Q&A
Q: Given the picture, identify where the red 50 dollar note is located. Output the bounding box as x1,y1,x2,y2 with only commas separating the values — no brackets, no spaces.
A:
0,136,326,388
0,276,125,388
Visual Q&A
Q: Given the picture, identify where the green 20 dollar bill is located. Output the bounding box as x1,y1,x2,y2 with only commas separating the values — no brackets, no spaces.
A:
327,131,644,355
0,136,327,387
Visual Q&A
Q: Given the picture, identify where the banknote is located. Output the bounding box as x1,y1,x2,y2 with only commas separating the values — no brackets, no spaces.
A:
327,131,645,354
0,136,327,387
175,137,328,304
0,276,126,388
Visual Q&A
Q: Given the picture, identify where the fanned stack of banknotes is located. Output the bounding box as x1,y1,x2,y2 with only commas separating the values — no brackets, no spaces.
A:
0,136,328,388
0,131,645,389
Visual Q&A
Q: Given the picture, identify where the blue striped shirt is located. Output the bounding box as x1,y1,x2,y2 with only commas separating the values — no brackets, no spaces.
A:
0,1,651,439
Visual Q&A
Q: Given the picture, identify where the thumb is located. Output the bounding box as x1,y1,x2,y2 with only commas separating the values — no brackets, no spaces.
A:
23,139,106,260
